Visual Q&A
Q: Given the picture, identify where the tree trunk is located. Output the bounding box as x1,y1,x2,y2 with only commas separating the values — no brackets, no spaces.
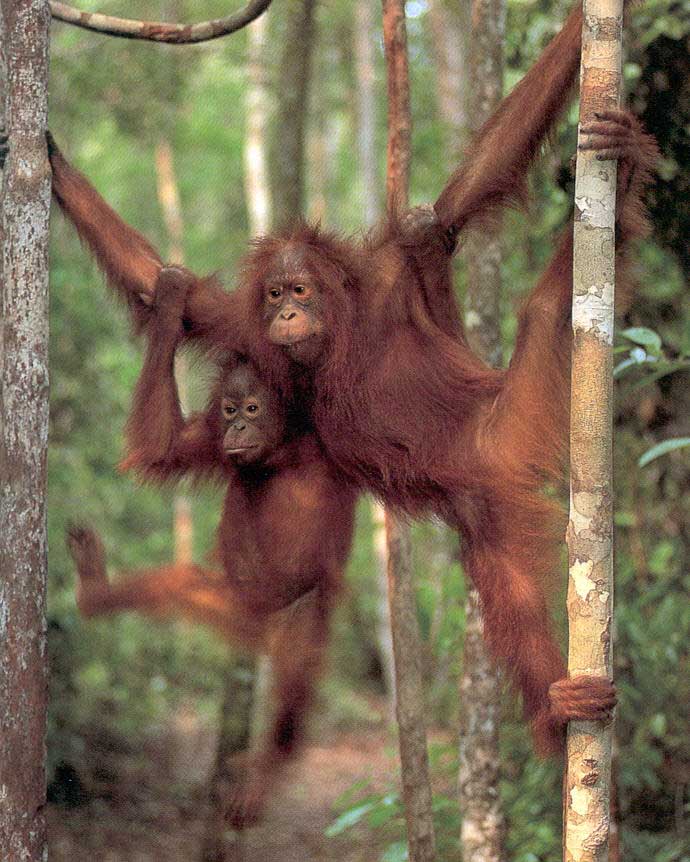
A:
382,2,436,859
455,0,507,860
564,0,623,858
354,0,381,227
353,0,396,708
269,0,316,230
0,2,51,860
244,12,271,236
154,138,194,566
201,16,275,860
427,0,468,152
201,656,255,862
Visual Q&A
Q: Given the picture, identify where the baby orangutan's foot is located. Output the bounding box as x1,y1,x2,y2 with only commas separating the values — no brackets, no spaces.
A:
66,523,110,617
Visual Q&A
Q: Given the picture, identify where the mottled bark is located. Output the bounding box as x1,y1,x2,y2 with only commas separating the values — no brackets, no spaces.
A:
454,1,507,859
50,0,273,43
382,2,436,859
463,0,505,367
385,517,436,862
0,2,51,860
564,0,623,859
457,591,505,862
269,0,316,229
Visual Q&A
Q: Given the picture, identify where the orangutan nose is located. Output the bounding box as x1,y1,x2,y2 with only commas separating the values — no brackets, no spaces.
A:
280,309,297,321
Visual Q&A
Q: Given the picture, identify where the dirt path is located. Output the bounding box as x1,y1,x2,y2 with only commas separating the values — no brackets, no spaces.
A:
48,729,397,862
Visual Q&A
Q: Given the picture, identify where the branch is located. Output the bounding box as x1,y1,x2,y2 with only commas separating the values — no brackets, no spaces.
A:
49,0,273,43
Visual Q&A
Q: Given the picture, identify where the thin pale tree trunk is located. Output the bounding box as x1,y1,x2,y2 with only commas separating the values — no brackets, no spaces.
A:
0,2,51,860
244,13,271,236
427,0,468,150
353,0,396,707
371,501,397,705
243,5,274,776
154,138,194,566
382,2,436,859
269,0,316,229
455,0,507,860
354,0,380,227
564,0,623,858
201,16,274,861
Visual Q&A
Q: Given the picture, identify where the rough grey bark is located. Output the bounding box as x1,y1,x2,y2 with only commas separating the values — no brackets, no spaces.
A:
385,518,436,862
463,0,505,367
564,0,623,858
446,1,507,859
269,0,316,229
382,2,436,859
457,591,505,862
0,2,51,860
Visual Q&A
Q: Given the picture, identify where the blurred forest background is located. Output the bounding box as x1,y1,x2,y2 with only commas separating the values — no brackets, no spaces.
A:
46,0,688,860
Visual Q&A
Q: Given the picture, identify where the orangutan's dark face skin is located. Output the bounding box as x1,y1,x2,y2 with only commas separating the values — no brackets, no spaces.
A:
262,246,326,364
220,364,285,464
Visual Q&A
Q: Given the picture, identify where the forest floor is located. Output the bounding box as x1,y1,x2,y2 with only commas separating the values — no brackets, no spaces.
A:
48,718,403,862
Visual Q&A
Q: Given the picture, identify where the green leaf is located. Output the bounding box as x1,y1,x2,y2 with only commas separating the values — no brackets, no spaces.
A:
614,511,636,527
326,801,375,837
639,437,690,467
381,841,408,862
649,713,667,737
620,327,663,355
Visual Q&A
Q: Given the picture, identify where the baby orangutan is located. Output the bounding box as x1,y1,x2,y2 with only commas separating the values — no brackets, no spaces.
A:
68,266,356,828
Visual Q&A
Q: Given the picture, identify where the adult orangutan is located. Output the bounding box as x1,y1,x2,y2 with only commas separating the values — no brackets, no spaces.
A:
68,266,357,828
232,110,656,755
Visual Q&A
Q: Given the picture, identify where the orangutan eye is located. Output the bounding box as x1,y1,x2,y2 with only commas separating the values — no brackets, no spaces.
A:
294,284,305,295
268,288,282,301
246,404,259,415
222,404,237,418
